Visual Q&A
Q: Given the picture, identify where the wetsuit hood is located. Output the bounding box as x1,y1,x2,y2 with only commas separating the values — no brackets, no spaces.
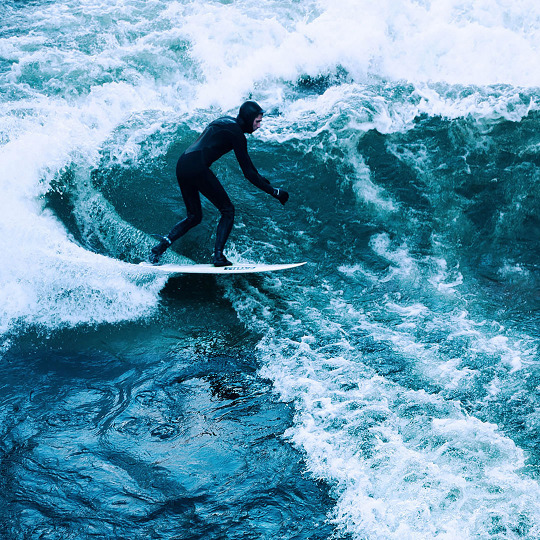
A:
236,100,264,134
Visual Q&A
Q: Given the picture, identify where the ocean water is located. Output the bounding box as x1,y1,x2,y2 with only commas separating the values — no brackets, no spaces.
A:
1,0,540,538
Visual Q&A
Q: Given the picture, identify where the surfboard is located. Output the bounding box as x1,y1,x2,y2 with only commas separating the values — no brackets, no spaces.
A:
137,261,306,275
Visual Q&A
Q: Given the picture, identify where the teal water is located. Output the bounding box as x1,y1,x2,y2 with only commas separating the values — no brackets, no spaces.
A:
1,0,540,538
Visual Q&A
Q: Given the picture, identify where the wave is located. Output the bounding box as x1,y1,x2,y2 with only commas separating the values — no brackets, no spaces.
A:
2,2,540,536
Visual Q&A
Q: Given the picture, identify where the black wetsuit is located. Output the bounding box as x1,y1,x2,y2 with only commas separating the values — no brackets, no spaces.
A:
150,100,288,265
167,116,274,253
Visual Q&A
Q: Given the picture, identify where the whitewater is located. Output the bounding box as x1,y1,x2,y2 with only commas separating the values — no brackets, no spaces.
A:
1,0,540,538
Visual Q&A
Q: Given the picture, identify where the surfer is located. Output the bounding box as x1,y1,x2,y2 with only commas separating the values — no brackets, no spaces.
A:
149,101,289,266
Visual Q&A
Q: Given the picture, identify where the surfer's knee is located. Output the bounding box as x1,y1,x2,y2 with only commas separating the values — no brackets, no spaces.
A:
221,204,235,221
187,210,202,227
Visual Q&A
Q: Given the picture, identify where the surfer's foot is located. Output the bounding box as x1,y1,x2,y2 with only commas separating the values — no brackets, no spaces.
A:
212,251,232,267
148,251,162,265
149,235,172,265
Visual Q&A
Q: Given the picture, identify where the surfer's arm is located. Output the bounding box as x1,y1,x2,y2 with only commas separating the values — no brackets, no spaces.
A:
233,136,274,195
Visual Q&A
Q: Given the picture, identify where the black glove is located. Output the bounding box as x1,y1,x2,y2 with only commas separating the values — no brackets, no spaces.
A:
272,187,289,205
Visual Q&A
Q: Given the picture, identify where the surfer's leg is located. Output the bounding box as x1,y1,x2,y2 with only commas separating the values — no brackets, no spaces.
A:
167,182,203,242
149,169,203,264
149,191,202,263
198,169,234,266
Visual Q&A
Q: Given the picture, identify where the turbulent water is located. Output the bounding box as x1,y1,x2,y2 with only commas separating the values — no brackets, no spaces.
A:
1,0,540,538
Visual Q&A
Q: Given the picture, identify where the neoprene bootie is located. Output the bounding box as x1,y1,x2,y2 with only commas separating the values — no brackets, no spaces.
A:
149,235,172,265
212,251,232,267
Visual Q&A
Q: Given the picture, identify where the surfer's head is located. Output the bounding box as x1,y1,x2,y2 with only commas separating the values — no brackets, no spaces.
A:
237,101,264,133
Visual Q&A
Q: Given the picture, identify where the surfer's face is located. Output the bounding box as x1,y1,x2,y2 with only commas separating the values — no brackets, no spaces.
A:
252,114,263,132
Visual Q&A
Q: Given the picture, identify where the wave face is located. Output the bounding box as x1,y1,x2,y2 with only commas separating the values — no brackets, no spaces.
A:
2,0,540,538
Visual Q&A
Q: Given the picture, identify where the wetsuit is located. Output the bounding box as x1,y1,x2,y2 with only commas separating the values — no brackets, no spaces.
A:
169,116,274,252
150,101,289,266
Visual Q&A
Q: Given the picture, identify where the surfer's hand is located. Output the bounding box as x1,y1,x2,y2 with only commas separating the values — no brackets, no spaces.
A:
272,188,289,205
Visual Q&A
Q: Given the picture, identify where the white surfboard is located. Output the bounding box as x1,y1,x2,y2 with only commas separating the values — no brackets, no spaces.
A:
137,261,306,275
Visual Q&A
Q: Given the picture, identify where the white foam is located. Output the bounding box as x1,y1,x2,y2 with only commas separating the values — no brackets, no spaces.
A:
225,222,540,539
246,301,540,538
148,0,540,128
252,308,540,539
0,2,189,336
